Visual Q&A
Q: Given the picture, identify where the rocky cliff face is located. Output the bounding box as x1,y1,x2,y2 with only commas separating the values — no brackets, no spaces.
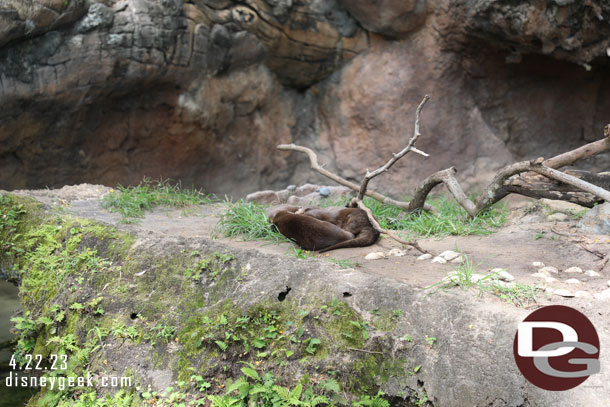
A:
1,0,610,197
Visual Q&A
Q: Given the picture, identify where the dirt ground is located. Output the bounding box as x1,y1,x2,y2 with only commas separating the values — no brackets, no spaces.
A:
22,184,609,310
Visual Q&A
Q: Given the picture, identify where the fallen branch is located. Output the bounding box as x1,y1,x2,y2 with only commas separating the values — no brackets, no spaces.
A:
277,143,436,213
544,124,610,169
350,198,427,254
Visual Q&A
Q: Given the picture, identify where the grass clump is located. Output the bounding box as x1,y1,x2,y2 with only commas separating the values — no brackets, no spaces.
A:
427,254,541,307
363,197,508,238
101,178,213,223
215,199,290,243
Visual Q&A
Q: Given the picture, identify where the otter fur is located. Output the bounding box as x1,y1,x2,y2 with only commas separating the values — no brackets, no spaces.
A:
297,206,379,252
266,204,379,252
267,206,355,251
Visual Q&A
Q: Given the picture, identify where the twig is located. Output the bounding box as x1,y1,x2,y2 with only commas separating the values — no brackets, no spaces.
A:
347,347,384,355
351,198,427,254
356,95,430,201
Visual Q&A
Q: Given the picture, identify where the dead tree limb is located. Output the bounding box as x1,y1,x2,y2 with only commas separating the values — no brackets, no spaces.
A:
356,95,430,201
350,198,427,254
544,125,610,169
277,144,436,213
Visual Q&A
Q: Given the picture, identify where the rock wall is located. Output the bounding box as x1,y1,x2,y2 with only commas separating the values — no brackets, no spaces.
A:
1,0,610,197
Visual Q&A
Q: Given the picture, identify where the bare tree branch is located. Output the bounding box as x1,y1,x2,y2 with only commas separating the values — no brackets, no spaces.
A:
356,95,430,201
350,198,427,254
544,127,610,169
277,143,436,212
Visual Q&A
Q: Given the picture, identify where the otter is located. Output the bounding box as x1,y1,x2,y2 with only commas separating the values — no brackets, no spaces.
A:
267,206,355,251
297,206,380,252
266,204,379,252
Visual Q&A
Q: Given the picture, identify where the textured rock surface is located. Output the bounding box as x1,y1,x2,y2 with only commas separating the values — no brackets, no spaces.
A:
4,189,610,407
2,0,610,198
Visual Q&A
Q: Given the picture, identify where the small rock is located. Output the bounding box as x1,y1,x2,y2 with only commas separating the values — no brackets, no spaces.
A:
365,252,385,260
545,287,555,294
470,274,485,284
317,187,331,197
431,256,447,264
442,271,459,284
450,256,464,264
491,269,514,282
594,288,610,301
286,185,297,191
579,202,610,235
575,291,593,299
532,272,548,279
388,248,407,257
540,199,587,214
607,280,610,287
539,266,559,274
565,278,581,284
554,289,575,298
545,277,558,283
585,270,601,277
439,250,460,261
547,213,568,222
564,267,583,274
417,253,432,261
532,261,545,268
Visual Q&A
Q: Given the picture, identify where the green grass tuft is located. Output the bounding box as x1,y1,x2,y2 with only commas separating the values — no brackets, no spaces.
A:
215,199,290,243
101,178,214,223
363,196,508,238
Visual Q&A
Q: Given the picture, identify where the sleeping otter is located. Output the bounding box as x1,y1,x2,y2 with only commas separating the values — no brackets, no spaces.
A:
297,206,379,252
266,205,379,252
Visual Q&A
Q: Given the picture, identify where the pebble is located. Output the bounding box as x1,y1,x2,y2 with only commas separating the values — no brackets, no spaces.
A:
545,277,558,283
531,273,548,279
470,274,485,284
539,266,559,274
365,252,385,260
317,187,331,197
491,269,514,282
554,289,575,298
443,272,458,284
532,261,545,268
545,287,554,294
417,253,433,261
575,291,593,299
565,278,581,284
286,185,297,191
565,267,583,274
439,250,461,261
547,213,568,222
585,270,600,277
451,256,464,264
607,280,610,287
594,289,610,301
388,248,407,257
431,256,447,264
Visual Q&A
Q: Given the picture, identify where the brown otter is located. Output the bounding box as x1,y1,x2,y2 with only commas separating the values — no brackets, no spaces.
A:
297,206,380,252
267,207,356,251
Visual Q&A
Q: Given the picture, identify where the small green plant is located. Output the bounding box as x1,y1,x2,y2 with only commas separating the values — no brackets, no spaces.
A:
215,199,289,243
534,232,545,240
491,281,542,307
102,178,213,223
424,335,436,347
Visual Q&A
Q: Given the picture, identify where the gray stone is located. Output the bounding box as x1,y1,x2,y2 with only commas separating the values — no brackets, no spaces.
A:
579,203,610,235
76,3,114,33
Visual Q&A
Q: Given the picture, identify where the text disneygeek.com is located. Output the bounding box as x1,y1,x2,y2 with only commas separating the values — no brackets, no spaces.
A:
5,354,132,391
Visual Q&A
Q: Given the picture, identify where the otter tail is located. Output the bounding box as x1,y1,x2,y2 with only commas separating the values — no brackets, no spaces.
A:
318,228,380,253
